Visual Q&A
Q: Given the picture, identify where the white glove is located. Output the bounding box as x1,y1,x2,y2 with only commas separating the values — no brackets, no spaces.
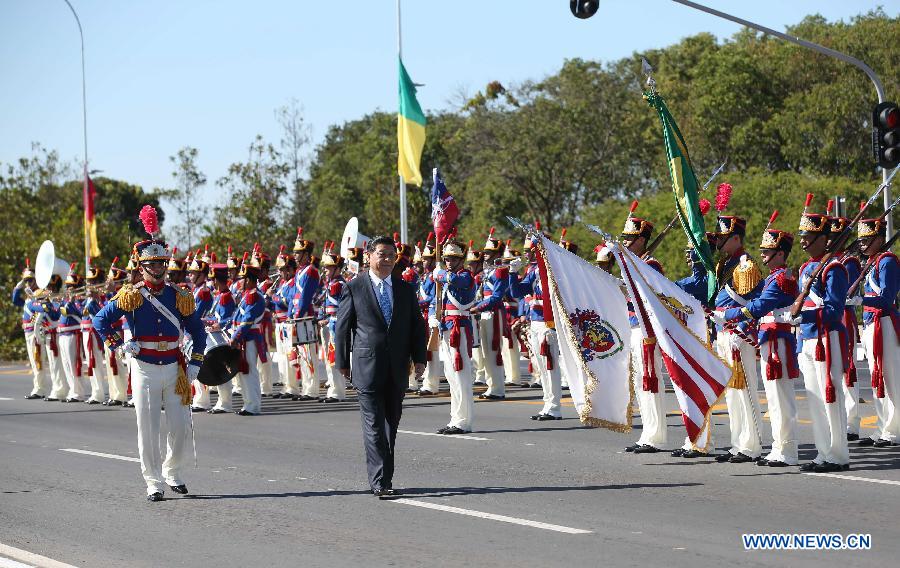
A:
428,316,440,328
122,340,140,357
508,258,524,273
187,364,200,382
708,311,725,326
432,266,442,280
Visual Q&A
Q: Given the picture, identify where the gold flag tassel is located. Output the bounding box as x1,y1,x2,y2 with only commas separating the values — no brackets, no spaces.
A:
175,362,192,406
729,350,747,390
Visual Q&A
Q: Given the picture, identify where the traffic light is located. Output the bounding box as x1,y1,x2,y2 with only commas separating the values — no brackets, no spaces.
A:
873,101,900,169
570,0,599,19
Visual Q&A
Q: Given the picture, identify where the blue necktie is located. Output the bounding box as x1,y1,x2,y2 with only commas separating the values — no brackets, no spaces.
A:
377,281,392,327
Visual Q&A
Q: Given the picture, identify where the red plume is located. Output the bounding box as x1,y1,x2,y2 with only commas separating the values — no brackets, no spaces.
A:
25,257,30,268
714,183,732,212
767,210,779,229
629,200,639,215
427,231,435,241
489,226,495,237
172,247,178,256
699,198,711,215
279,244,285,253
211,252,217,263
111,256,119,266
138,205,160,236
242,251,249,262
297,227,303,237
534,220,541,230
860,200,866,212
804,193,814,213
227,245,233,255
826,199,834,216
416,240,422,248
467,239,474,250
560,227,567,240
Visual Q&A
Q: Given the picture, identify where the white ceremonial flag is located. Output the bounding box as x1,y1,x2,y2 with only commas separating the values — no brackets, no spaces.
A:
538,235,632,432
614,244,731,443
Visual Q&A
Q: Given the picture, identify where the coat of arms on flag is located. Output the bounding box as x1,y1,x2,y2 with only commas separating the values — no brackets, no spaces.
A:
568,309,623,362
537,234,632,432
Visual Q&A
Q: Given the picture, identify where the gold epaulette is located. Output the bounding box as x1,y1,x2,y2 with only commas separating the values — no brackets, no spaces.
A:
112,284,143,311
733,255,763,296
175,286,195,317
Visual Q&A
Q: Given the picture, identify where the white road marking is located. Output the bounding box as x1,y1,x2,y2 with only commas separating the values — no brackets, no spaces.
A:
0,397,14,401
0,556,32,568
398,430,491,441
59,449,139,463
0,542,78,568
391,498,592,534
804,472,900,486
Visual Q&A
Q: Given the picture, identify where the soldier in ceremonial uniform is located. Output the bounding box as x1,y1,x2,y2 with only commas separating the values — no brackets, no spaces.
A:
470,229,510,400
269,248,299,398
58,265,90,403
207,263,237,414
466,243,487,387
434,239,477,434
229,256,266,415
795,201,851,472
857,216,900,447
12,259,51,399
416,234,442,396
724,222,800,466
81,263,109,404
93,205,206,501
187,254,214,411
318,246,347,402
500,243,527,388
508,225,564,421
826,208,864,441
710,214,765,463
290,228,321,401
32,274,68,402
104,259,130,406
618,210,669,452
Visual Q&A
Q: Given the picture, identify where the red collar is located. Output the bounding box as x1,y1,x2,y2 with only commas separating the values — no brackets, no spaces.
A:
142,279,165,293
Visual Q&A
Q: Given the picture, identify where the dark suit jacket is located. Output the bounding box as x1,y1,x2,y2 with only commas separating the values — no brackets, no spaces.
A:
334,273,427,390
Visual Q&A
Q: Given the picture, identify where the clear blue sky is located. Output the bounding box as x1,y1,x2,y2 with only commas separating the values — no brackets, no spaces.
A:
1,1,894,219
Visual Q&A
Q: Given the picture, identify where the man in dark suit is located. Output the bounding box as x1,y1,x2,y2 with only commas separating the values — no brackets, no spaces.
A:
335,235,427,497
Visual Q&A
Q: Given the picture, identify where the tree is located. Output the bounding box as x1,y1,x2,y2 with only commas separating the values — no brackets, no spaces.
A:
276,99,313,229
204,135,291,254
158,147,207,250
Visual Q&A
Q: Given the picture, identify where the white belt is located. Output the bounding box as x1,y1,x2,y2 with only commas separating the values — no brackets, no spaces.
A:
137,339,180,351
444,309,471,317
57,325,81,333
529,300,543,307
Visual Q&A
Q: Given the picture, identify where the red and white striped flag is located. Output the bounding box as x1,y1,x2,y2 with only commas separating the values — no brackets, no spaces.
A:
614,244,731,443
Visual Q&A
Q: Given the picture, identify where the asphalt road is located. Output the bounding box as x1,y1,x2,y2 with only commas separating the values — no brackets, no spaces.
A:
0,362,898,567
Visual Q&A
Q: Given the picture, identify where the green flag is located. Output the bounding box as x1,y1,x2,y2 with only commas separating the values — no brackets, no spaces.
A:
645,91,717,302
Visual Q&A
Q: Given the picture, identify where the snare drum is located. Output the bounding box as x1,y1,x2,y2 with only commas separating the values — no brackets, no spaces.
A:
292,317,317,345
183,329,240,386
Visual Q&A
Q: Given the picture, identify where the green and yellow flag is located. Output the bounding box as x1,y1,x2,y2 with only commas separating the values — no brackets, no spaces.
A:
645,91,716,301
398,57,426,186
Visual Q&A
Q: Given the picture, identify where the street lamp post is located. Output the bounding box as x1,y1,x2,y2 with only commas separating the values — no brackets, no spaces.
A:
62,0,91,272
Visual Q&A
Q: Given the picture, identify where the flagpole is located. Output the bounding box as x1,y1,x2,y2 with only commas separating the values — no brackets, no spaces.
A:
397,0,409,244
63,0,90,272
